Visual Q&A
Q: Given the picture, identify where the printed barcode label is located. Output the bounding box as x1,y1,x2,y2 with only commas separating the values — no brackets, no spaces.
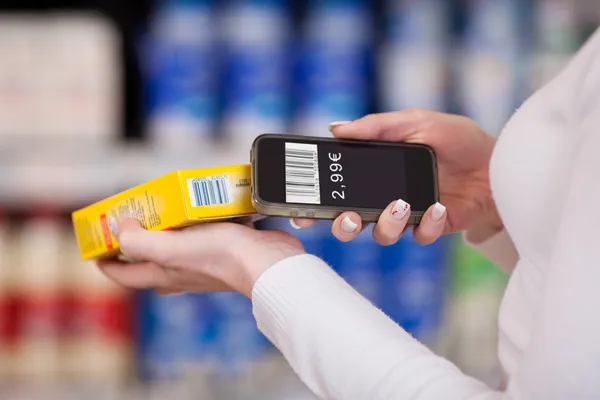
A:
187,175,233,207
285,142,321,204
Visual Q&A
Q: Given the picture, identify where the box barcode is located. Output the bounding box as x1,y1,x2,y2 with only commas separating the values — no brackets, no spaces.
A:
285,142,321,204
187,175,233,207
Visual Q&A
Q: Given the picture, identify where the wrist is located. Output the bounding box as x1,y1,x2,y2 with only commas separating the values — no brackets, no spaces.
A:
468,196,504,244
238,240,305,298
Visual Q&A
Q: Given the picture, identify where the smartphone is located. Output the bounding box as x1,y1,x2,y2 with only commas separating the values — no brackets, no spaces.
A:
251,134,439,224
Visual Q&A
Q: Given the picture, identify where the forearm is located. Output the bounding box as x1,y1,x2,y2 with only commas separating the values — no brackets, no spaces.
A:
252,254,504,400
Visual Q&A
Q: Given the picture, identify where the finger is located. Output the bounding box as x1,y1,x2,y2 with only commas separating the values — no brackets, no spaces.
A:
290,218,317,229
329,109,434,142
331,212,362,242
110,217,178,266
97,259,169,289
372,199,411,246
413,202,447,246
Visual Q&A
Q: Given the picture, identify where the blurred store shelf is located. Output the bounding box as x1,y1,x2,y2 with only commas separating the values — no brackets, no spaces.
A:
0,138,250,209
0,353,316,400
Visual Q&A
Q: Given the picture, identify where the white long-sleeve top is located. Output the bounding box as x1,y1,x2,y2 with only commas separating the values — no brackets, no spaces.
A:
252,29,600,399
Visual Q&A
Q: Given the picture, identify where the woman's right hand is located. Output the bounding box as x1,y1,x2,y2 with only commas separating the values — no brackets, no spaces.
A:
293,109,503,246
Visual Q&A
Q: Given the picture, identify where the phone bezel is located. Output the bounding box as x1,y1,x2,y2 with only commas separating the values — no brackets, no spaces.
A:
251,134,439,224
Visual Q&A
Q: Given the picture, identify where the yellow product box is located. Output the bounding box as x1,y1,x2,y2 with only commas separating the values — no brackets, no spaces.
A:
72,164,255,260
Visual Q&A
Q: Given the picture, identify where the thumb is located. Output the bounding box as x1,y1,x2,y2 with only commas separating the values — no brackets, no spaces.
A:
110,217,176,266
329,109,432,143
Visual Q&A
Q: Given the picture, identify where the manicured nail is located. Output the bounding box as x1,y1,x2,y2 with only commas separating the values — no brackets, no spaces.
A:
108,216,119,237
289,219,301,229
341,216,358,233
391,199,410,220
328,121,352,132
431,202,446,221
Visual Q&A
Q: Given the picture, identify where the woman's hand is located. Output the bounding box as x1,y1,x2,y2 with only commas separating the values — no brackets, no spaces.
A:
293,109,503,245
98,217,304,297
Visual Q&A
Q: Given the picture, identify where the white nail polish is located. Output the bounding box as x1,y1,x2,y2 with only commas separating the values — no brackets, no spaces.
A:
289,219,301,229
328,121,352,131
341,216,358,233
108,216,118,237
431,202,446,221
391,199,410,220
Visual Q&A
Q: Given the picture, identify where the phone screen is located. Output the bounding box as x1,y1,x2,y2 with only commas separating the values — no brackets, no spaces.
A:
255,136,437,212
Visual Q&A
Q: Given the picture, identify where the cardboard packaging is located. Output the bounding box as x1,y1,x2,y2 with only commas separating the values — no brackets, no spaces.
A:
72,164,255,260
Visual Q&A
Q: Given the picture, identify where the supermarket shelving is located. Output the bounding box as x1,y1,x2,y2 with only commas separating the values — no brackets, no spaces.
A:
0,138,250,209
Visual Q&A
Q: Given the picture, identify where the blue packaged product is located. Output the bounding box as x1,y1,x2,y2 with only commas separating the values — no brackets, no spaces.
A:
210,292,272,375
137,290,219,381
294,0,373,136
385,0,449,46
220,0,292,151
456,0,526,135
379,0,449,112
379,231,448,346
145,0,220,146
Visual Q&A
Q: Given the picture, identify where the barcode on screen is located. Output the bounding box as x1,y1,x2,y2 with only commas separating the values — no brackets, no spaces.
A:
187,176,233,207
285,142,321,204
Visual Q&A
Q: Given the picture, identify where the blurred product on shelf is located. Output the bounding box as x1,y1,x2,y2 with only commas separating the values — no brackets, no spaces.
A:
61,230,133,383
442,237,508,387
137,290,219,381
145,0,220,148
72,164,255,260
13,212,64,382
380,233,448,348
0,15,35,140
220,0,292,153
379,0,449,112
455,0,525,136
0,13,120,142
531,0,581,90
211,292,273,376
293,0,372,137
0,211,12,379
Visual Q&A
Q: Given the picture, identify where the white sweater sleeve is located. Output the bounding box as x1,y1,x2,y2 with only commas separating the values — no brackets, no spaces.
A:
252,254,504,400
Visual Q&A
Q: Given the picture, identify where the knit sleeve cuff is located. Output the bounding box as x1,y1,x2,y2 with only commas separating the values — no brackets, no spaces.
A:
251,254,350,347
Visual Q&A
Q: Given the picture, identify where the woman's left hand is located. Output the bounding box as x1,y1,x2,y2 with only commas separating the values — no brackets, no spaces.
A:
97,218,305,297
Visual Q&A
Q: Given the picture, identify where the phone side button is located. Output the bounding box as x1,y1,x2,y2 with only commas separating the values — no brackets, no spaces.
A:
306,210,315,218
290,210,299,218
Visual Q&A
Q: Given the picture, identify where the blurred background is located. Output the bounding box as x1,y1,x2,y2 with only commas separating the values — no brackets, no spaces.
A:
0,0,598,398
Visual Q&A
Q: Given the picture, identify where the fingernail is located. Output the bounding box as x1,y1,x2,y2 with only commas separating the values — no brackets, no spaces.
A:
328,121,352,132
391,199,410,220
431,202,446,221
289,219,301,230
108,216,119,237
341,216,358,233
